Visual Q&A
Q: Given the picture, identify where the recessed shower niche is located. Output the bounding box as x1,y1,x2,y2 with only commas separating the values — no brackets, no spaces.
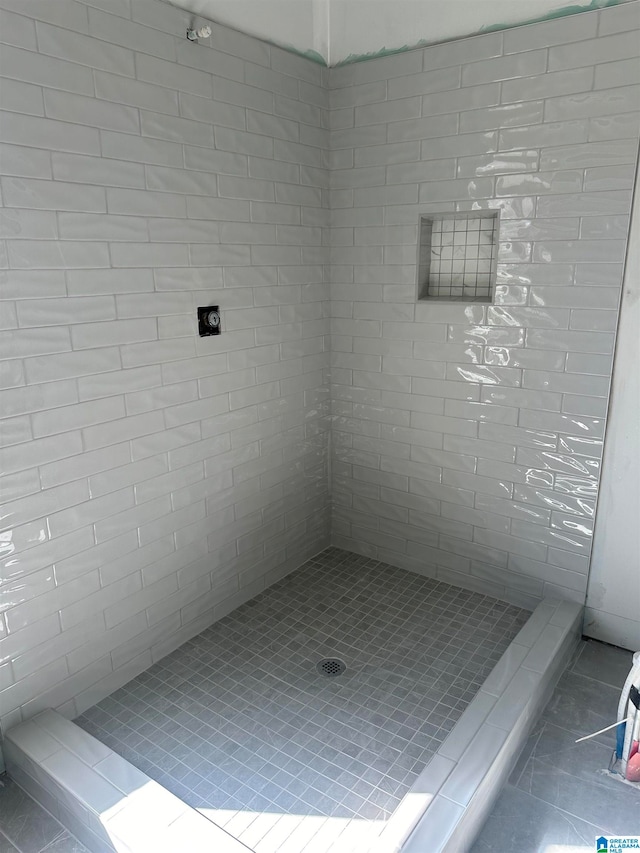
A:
416,210,499,303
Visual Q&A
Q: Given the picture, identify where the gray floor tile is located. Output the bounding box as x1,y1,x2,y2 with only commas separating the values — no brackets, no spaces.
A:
571,638,634,688
76,547,528,850
0,833,20,853
471,785,601,853
542,669,622,748
516,758,640,835
0,778,68,853
39,834,90,853
521,719,614,782
475,638,640,849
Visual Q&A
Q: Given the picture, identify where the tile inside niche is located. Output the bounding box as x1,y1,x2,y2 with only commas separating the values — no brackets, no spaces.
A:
417,211,499,303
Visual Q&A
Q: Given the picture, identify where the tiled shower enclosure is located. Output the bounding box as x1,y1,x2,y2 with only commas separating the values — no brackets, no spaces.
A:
0,0,638,803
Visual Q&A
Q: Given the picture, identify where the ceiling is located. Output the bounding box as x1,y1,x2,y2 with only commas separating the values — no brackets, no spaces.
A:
166,0,632,64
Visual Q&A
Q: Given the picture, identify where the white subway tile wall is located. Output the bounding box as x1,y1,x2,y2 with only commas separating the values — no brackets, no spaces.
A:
327,4,639,609
0,0,331,730
0,0,639,732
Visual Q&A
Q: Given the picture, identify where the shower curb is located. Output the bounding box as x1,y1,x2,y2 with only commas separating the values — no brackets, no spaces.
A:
2,598,581,853
376,597,583,853
2,709,250,853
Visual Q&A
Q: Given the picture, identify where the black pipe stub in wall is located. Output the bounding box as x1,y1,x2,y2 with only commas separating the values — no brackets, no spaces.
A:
198,306,221,336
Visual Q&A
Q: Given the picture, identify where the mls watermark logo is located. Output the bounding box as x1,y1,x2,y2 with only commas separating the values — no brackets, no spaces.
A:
596,837,640,852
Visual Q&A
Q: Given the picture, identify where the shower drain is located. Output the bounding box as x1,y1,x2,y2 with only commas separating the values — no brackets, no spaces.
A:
316,658,346,677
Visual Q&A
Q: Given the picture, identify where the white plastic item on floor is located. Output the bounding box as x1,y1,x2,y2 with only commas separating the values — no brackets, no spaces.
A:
3,710,250,853
618,651,640,780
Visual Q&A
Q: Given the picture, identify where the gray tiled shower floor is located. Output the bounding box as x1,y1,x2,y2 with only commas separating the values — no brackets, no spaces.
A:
76,548,530,852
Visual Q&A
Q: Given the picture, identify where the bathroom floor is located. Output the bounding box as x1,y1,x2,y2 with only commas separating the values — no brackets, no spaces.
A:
75,547,528,852
471,638,640,851
0,774,88,853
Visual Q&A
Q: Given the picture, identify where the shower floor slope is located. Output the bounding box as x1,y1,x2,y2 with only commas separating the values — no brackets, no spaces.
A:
76,548,529,852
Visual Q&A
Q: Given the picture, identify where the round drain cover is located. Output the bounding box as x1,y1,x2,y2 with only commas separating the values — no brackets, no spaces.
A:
317,658,346,677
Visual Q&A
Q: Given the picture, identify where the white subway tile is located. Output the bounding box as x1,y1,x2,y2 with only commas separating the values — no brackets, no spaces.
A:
536,189,631,217
98,536,174,588
24,349,121,388
101,130,182,167
502,67,594,104
31,397,125,440
67,269,153,297
460,101,544,134
0,208,57,241
599,1,640,34
549,87,640,125
499,119,588,151
17,296,116,328
0,327,71,361
0,111,100,155
0,658,70,717
0,8,38,50
104,574,177,628
423,84,500,119
60,573,142,632
0,77,44,117
355,97,422,127
0,142,51,179
125,381,198,416
7,240,110,269
588,111,640,141
50,153,143,190
44,89,140,134
136,53,212,97
186,94,247,136
387,112,459,144
0,44,94,95
83,411,165,451
94,494,172,545
71,319,157,350
532,240,626,264
386,66,460,102
48,486,134,539
88,6,176,60
130,423,200,462
584,163,636,191
5,571,100,634
94,70,178,116
54,530,138,587
36,21,135,75
139,110,213,148
1,527,94,590
0,413,31,447
421,131,498,161
110,242,188,267
59,213,148,242
0,468,40,504
463,50,547,86
549,30,640,71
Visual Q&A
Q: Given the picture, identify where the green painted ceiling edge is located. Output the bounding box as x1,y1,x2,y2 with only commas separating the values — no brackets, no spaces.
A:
335,0,628,64
277,44,327,65
272,0,629,67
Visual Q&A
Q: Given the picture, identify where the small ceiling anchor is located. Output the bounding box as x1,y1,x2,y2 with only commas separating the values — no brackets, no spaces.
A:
186,24,212,42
